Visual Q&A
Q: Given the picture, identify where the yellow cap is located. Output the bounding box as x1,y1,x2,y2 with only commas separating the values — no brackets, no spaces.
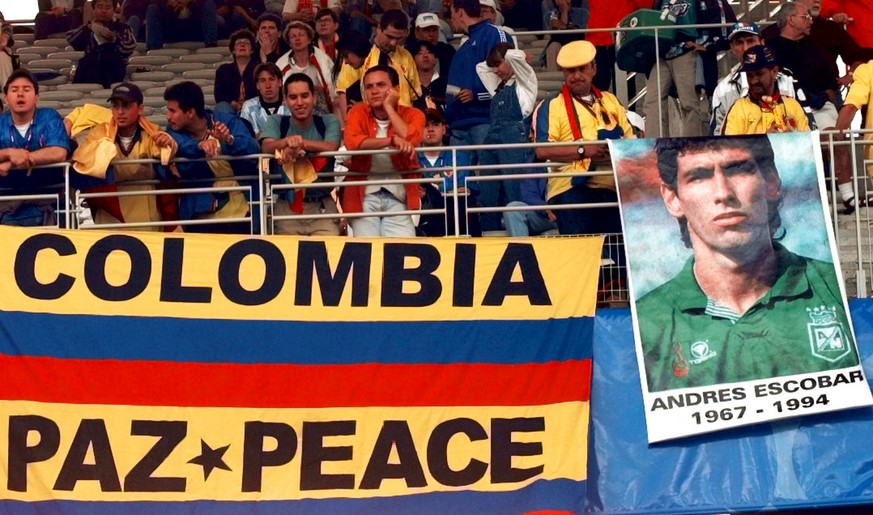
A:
557,40,596,69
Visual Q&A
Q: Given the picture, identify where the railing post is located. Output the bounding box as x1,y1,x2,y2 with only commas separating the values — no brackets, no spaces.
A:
259,155,269,236
451,148,460,236
64,162,72,229
654,27,662,138
850,132,867,297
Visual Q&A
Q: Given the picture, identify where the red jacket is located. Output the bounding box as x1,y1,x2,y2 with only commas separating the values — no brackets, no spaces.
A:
341,103,425,214
586,0,651,47
821,0,873,49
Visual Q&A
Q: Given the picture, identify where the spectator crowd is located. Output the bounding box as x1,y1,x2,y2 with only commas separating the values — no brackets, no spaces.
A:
0,0,872,237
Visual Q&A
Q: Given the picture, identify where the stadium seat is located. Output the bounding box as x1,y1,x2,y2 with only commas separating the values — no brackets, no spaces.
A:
195,47,229,55
179,53,224,63
40,90,85,102
32,38,67,48
144,86,169,97
164,41,206,50
129,55,174,66
56,83,104,93
163,62,208,73
15,33,35,45
28,58,74,71
17,46,57,56
131,70,176,82
538,80,564,93
147,48,192,58
47,51,85,62
142,96,167,107
182,69,218,80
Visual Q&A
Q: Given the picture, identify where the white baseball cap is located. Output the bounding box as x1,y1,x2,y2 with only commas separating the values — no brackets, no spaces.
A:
480,0,500,10
416,12,441,28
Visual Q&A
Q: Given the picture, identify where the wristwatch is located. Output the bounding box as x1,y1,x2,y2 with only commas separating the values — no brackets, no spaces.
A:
576,146,585,157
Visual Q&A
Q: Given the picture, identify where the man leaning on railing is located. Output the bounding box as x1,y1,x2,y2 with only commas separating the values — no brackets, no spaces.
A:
260,73,342,236
341,65,424,237
0,69,70,227
71,83,180,231
163,81,260,233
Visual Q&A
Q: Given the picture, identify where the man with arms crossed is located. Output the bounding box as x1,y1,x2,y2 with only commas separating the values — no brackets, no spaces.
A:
342,65,424,237
0,69,69,226
638,136,858,392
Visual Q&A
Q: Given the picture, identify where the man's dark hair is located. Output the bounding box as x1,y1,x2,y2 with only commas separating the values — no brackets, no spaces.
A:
229,29,256,52
254,62,282,81
364,64,400,87
257,12,282,30
164,81,206,118
284,73,316,95
452,0,482,18
4,68,39,95
409,39,437,57
486,42,513,68
655,135,783,248
380,9,409,31
315,7,338,23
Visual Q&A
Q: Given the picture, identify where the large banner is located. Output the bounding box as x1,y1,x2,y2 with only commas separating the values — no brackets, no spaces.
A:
0,227,602,512
610,133,873,442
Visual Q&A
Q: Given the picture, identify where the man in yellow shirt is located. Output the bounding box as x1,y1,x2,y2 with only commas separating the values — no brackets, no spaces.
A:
71,83,179,231
533,41,634,236
335,9,421,116
724,46,809,135
835,59,873,187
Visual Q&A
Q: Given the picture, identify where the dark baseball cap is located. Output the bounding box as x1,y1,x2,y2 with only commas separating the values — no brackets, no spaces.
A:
728,22,761,41
425,108,444,124
741,45,778,72
107,83,144,104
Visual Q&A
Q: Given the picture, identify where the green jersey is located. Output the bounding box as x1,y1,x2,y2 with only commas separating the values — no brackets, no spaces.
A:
636,244,859,392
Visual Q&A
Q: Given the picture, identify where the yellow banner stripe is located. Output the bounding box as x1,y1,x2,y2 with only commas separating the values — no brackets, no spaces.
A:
0,227,603,322
0,401,588,501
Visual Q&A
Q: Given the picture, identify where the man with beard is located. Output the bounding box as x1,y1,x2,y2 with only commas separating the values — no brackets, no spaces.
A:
533,41,633,236
724,46,809,135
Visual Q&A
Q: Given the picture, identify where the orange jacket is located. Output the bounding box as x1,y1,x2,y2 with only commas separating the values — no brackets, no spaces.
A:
341,103,425,214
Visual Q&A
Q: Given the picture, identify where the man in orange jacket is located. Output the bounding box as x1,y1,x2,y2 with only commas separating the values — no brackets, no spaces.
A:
342,65,425,237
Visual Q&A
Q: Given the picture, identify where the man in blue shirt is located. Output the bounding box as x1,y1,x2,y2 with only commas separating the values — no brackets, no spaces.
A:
416,108,481,236
162,81,260,233
0,69,70,226
445,0,513,162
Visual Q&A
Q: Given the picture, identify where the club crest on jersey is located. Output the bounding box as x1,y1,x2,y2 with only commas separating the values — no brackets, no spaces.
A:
807,305,852,362
688,340,717,365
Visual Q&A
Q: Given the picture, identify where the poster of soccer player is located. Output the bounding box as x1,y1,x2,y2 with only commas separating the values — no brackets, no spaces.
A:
610,132,873,443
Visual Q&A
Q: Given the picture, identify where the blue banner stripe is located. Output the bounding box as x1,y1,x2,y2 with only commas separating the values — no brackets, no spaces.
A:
0,479,585,514
0,312,593,364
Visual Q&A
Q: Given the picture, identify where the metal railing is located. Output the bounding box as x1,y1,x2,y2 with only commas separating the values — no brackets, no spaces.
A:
6,131,873,299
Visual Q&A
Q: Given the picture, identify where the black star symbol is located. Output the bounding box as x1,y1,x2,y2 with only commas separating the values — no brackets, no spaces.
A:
188,440,231,480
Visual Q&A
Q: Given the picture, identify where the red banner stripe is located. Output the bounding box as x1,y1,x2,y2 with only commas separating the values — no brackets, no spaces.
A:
0,354,591,408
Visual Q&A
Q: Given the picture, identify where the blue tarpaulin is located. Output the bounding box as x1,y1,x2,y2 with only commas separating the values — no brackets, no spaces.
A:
589,300,873,513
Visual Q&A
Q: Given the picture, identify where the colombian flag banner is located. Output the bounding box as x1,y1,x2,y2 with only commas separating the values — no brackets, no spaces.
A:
0,226,602,513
